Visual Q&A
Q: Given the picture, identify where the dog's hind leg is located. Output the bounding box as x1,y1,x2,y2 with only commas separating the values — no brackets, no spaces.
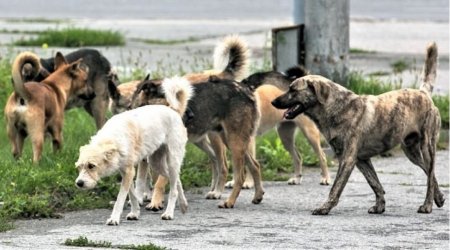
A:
146,148,169,211
296,116,330,185
161,152,182,220
278,121,303,185
28,118,45,163
402,127,443,212
219,134,247,209
244,137,265,204
7,124,25,159
107,164,135,225
49,122,63,153
126,181,140,221
356,159,386,214
177,179,188,214
195,135,226,199
135,159,151,205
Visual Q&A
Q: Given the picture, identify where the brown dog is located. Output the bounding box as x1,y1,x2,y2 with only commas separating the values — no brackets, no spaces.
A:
272,42,445,215
12,49,113,129
5,52,89,163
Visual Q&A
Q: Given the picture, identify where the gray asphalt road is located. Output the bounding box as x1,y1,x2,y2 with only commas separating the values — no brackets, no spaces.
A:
0,0,448,22
1,151,449,249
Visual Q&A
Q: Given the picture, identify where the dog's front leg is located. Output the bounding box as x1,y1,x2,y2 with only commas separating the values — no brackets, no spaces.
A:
107,166,135,225
312,152,357,215
126,181,140,220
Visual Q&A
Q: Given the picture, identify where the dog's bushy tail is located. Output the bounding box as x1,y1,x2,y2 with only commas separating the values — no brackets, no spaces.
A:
420,42,438,95
11,51,42,99
213,35,250,81
161,76,194,115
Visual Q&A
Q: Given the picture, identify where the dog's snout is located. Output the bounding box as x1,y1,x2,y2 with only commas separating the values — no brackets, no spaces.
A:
76,180,84,188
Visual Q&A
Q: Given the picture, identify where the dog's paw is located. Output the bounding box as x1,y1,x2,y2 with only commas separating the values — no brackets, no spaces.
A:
161,213,173,220
180,203,188,214
368,205,385,214
145,203,164,212
106,218,120,226
126,212,140,220
320,177,331,185
417,205,432,214
224,180,234,189
218,201,234,209
142,192,152,202
205,191,221,200
312,207,330,215
435,192,445,208
242,181,254,189
287,176,302,185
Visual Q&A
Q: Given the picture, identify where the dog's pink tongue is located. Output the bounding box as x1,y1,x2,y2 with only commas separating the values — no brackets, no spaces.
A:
283,109,290,119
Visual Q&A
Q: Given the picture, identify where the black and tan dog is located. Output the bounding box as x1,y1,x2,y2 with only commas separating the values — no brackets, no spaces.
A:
272,42,445,215
5,52,89,163
230,66,330,187
12,48,113,129
108,35,250,207
132,76,264,209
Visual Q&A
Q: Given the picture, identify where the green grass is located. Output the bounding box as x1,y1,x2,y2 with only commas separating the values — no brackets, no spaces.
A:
4,18,66,24
132,37,200,45
350,48,376,54
390,59,410,74
63,236,167,249
13,28,125,47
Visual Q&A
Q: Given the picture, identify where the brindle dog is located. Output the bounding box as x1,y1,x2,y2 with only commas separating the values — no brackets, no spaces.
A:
272,42,444,215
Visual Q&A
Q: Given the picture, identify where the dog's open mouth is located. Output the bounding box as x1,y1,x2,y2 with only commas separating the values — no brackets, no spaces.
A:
283,104,303,119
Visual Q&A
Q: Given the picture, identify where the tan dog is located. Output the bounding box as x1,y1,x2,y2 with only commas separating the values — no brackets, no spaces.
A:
272,42,445,215
5,52,89,163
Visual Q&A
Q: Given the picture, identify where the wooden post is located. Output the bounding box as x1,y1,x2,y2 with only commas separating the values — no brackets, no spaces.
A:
303,0,350,84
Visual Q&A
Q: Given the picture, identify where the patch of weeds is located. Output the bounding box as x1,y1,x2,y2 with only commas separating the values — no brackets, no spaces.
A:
64,236,112,248
367,71,390,77
117,243,168,250
350,48,376,54
390,59,410,74
399,183,413,186
63,236,167,249
439,184,449,188
13,27,125,47
346,71,402,95
432,95,449,129
0,28,42,35
4,18,66,24
0,216,14,232
132,37,200,45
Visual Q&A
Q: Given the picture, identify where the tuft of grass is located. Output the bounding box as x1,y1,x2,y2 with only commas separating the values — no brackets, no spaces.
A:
390,59,410,74
346,71,402,95
350,48,376,54
132,37,199,45
4,18,66,24
13,27,125,47
63,236,167,249
0,216,14,232
432,95,449,129
64,236,112,248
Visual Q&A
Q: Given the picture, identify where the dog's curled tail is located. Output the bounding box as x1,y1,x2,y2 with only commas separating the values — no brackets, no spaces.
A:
162,76,194,115
213,34,250,81
420,42,438,95
11,51,42,99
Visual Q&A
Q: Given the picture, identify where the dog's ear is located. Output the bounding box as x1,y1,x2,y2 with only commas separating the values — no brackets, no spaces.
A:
101,141,118,162
306,78,330,104
144,73,150,81
54,52,68,70
68,59,88,76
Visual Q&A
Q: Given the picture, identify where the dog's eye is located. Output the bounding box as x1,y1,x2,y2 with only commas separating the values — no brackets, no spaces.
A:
87,163,96,169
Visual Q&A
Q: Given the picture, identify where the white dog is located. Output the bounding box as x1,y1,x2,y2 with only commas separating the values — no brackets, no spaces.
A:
75,76,193,225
